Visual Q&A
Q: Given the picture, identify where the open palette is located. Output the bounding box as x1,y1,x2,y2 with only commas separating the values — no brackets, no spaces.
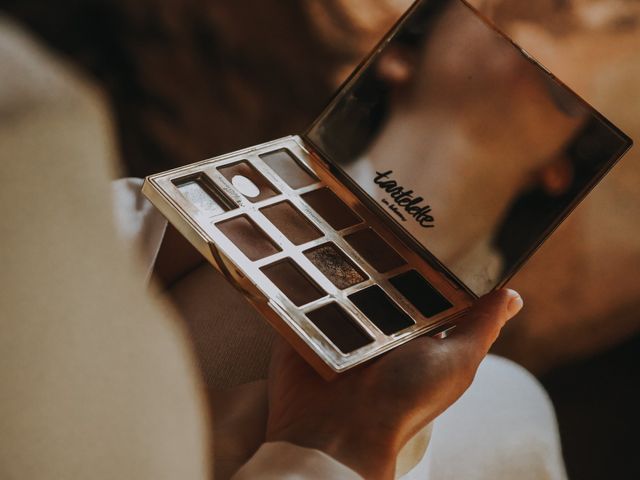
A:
143,0,631,378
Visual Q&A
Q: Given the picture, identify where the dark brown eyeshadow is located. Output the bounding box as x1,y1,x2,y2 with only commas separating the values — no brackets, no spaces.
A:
344,228,406,273
260,201,322,245
304,243,367,290
261,258,325,306
301,187,362,231
216,215,281,261
349,286,414,335
307,303,373,353
260,149,318,189
173,174,235,215
218,160,279,202
390,270,453,318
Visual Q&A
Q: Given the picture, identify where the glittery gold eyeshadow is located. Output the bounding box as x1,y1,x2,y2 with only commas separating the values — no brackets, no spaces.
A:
304,243,367,289
260,201,323,245
173,174,236,215
216,215,281,261
307,303,373,353
260,149,318,189
218,161,279,202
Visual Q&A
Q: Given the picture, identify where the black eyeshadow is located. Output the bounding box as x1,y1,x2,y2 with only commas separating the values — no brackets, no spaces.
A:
390,270,452,318
349,286,414,335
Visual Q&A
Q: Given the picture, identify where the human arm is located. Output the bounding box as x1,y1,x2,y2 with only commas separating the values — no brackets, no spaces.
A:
264,288,523,480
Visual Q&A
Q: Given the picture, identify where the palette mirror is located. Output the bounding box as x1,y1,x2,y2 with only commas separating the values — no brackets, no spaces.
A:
306,0,632,295
143,0,631,377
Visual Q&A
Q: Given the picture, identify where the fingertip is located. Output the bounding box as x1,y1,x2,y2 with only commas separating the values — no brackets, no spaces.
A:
504,288,523,319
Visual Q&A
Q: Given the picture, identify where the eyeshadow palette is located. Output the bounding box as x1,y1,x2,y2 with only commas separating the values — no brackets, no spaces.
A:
143,0,631,378
144,138,472,376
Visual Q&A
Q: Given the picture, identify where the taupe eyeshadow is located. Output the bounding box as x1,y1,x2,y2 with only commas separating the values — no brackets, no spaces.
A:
260,149,318,189
307,303,373,353
216,215,281,261
390,270,452,318
260,201,322,245
304,243,367,290
349,286,414,335
344,228,406,273
218,161,279,202
301,187,362,231
261,258,325,306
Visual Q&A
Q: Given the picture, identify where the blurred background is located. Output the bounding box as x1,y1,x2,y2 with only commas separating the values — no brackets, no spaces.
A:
2,0,638,478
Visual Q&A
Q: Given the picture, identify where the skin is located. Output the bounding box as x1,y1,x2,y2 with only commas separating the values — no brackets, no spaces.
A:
266,288,523,479
362,1,587,266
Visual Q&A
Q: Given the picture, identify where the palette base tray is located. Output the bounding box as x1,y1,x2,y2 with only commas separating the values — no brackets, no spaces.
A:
143,135,473,379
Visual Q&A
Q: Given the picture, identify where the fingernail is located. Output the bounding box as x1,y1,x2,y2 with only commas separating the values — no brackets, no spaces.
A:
506,289,523,318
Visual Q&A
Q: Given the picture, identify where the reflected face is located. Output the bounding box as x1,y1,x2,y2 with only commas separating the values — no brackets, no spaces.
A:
308,0,630,295
399,1,586,184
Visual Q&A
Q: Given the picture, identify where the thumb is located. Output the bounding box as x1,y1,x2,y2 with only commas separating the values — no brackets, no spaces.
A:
448,288,523,356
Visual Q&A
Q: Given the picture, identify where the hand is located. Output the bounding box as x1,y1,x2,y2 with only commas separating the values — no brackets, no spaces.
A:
266,288,523,479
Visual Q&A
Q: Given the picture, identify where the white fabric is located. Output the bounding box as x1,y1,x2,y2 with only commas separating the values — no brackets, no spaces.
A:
112,178,167,282
232,442,363,480
404,356,568,480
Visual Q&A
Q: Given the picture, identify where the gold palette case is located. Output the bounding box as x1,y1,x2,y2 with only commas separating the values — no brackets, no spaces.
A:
143,0,632,379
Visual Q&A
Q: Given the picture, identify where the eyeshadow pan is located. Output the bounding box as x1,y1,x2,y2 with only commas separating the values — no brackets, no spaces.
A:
301,187,362,231
344,228,406,273
307,303,373,353
390,270,453,318
349,286,414,335
173,174,235,215
216,215,281,260
260,201,322,245
304,243,367,289
218,161,279,202
261,258,325,306
260,149,318,189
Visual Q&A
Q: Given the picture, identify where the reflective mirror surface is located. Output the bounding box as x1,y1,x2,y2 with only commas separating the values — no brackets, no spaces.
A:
307,0,631,295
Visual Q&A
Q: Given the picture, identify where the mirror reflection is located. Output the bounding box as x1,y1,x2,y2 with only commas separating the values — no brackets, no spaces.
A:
308,0,630,295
